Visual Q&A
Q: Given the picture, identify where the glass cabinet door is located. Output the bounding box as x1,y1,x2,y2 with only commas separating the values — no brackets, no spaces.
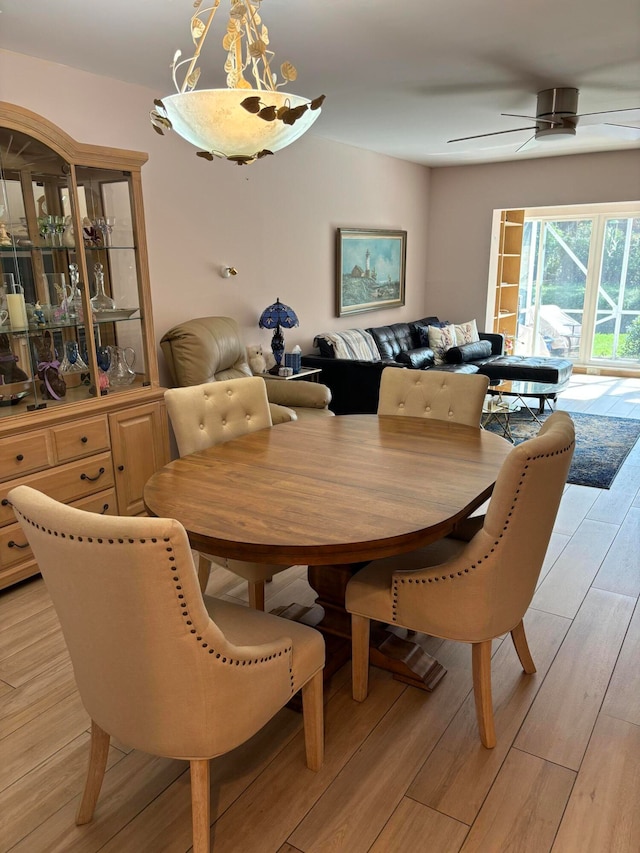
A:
0,125,150,420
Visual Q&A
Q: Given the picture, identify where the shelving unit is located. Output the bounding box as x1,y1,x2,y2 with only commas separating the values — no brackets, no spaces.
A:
492,209,525,351
0,102,169,589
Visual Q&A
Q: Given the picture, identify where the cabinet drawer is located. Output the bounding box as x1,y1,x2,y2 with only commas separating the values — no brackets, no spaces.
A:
0,520,32,570
0,452,115,526
0,431,52,482
50,416,111,463
71,488,118,517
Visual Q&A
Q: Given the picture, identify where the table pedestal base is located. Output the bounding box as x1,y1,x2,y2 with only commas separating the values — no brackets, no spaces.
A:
271,563,447,693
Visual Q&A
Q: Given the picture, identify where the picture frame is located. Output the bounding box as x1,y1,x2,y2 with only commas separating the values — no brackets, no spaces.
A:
336,228,407,317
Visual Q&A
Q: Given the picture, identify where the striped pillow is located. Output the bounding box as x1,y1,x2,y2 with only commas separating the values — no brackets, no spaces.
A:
317,329,381,361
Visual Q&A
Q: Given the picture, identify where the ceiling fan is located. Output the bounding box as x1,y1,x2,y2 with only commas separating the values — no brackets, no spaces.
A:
447,87,640,152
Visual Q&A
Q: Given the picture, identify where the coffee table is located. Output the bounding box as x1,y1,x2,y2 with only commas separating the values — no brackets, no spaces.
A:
486,378,569,423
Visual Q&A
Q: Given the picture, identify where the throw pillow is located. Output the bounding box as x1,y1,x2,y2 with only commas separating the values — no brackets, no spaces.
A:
445,339,492,364
397,346,436,369
454,319,480,346
427,323,457,365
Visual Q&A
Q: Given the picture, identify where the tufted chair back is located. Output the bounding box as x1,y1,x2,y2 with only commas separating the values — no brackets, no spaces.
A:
164,377,272,457
160,316,252,387
377,367,490,427
390,410,575,639
8,485,324,852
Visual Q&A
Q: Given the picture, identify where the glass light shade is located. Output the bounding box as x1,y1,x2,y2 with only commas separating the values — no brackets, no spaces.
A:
162,89,321,158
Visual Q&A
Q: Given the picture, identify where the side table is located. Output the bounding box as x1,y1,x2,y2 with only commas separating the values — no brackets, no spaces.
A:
261,367,322,383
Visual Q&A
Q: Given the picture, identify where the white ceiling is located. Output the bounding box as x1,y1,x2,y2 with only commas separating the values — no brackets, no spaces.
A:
1,0,640,166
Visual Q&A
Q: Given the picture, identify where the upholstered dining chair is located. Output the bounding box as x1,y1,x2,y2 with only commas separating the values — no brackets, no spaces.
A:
345,410,575,748
9,485,324,853
164,377,293,607
377,367,490,427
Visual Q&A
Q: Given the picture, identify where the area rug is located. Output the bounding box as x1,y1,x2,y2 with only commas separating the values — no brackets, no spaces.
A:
484,410,640,489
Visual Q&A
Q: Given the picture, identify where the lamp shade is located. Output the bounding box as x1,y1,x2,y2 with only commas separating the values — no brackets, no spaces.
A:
258,299,299,330
162,90,321,160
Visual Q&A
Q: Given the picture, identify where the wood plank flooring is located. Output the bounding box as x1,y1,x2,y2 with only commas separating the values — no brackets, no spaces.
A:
0,374,639,852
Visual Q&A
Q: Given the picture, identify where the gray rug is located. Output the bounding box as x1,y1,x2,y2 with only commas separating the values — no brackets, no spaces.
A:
484,410,640,489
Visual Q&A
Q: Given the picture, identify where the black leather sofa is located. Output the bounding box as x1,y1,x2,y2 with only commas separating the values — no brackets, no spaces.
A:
302,317,573,415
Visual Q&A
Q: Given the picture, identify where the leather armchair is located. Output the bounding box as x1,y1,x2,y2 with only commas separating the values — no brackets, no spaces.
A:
9,485,324,853
160,316,333,424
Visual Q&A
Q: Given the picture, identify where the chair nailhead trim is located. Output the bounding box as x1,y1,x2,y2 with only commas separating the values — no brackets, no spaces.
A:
390,439,575,621
13,508,295,685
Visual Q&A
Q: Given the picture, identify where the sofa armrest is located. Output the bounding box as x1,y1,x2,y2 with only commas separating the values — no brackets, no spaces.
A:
265,379,332,410
301,355,390,414
479,332,504,356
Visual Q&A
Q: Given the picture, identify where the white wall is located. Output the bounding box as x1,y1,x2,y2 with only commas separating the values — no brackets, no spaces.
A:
426,152,640,324
0,49,431,383
2,47,636,378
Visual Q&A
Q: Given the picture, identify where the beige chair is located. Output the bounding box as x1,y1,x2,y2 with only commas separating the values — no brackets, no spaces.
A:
377,367,490,427
9,485,324,853
160,315,333,424
345,410,575,748
164,377,292,608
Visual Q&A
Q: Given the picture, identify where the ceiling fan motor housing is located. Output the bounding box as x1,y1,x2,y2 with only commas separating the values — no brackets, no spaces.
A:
536,87,579,138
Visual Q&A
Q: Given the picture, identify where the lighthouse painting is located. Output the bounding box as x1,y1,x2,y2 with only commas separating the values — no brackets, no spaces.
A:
336,228,406,317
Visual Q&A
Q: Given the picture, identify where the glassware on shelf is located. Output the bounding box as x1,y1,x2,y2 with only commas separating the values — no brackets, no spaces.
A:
42,272,72,324
90,263,116,312
107,345,136,386
92,217,106,246
68,263,84,322
53,215,66,246
59,340,88,374
105,216,116,246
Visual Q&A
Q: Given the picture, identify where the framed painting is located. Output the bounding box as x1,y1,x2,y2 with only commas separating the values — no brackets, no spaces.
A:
336,228,406,317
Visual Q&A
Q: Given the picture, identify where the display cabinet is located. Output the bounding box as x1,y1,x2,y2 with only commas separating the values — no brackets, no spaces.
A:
0,103,170,589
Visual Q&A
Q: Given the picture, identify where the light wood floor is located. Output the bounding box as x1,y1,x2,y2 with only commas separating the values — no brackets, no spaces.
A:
1,374,639,852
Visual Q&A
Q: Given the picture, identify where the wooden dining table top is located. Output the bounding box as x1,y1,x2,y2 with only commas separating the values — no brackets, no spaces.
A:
143,415,512,566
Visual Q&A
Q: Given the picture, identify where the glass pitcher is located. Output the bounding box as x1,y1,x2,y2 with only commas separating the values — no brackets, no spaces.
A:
107,345,136,386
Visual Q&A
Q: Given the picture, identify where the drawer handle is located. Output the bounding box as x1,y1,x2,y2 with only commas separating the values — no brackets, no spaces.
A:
80,467,106,483
8,540,29,550
81,436,88,444
16,454,24,462
100,503,110,514
1,498,10,507
117,465,125,472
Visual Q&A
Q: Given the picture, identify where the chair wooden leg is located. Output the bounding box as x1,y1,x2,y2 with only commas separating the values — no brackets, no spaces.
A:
511,620,536,674
190,759,210,853
472,641,496,749
248,580,266,611
301,670,324,771
75,720,111,825
351,614,371,702
197,554,212,593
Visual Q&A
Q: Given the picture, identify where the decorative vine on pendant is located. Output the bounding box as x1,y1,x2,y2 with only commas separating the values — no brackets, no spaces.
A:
150,0,325,164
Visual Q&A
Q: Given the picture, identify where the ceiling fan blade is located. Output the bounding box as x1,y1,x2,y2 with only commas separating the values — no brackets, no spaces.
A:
574,106,640,119
515,135,538,153
501,112,556,125
447,126,535,144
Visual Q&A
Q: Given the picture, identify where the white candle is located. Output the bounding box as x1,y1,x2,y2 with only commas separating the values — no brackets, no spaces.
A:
7,292,28,331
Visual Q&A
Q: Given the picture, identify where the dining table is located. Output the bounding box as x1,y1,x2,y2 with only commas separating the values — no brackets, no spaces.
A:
144,414,512,691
